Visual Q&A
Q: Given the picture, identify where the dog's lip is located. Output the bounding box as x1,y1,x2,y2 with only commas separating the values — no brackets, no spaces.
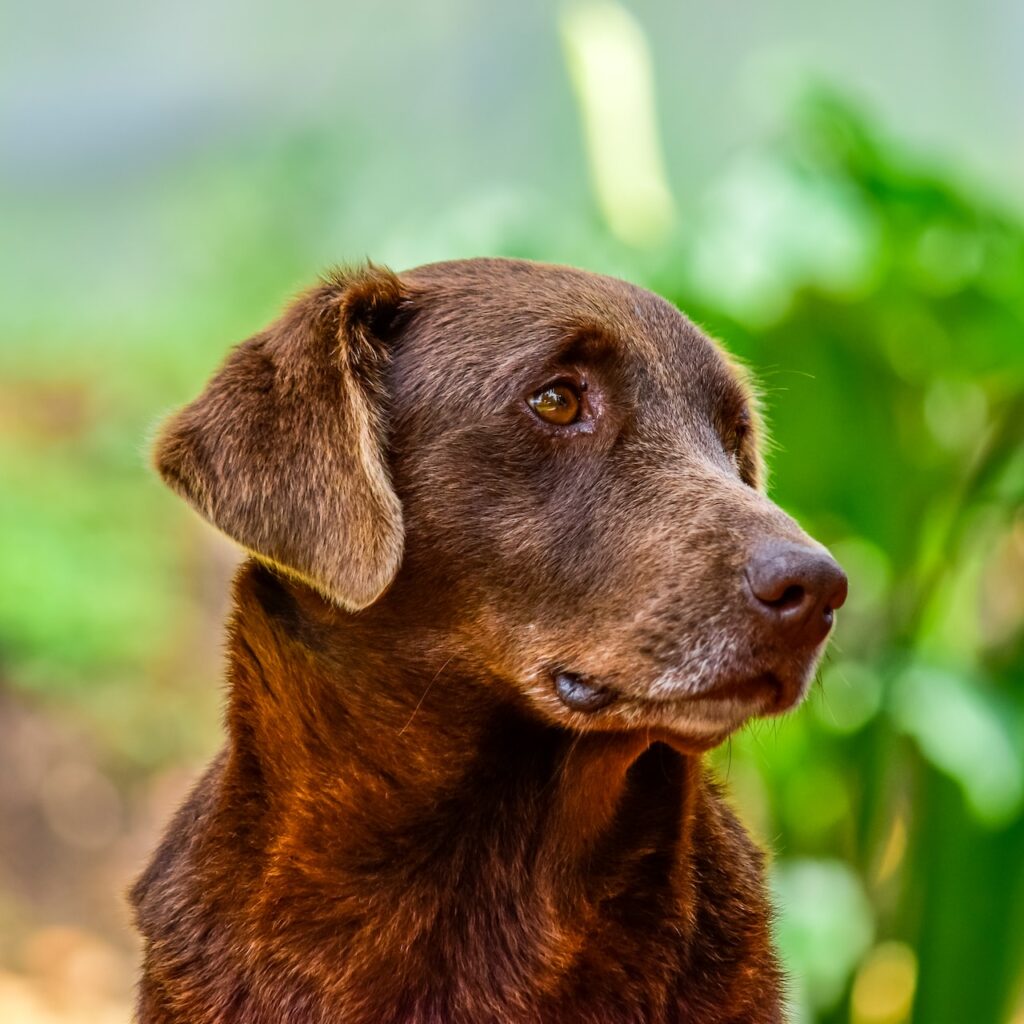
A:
700,672,788,711
552,667,797,721
553,670,617,711
650,671,806,718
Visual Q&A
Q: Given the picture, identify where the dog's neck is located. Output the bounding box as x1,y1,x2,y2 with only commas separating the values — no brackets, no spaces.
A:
218,561,704,968
129,560,789,1021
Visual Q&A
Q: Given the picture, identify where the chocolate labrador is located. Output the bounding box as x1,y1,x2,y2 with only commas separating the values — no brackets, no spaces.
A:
132,259,847,1023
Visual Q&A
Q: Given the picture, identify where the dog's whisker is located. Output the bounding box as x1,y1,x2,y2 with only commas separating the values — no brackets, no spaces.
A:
398,654,455,736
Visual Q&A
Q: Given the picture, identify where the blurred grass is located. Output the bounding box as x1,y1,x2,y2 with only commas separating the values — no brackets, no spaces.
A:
1,9,1023,1023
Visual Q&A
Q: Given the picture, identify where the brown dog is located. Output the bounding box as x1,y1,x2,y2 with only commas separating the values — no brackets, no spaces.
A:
132,259,847,1023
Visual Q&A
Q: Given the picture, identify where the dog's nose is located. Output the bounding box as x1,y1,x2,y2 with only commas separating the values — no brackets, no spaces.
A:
744,541,848,645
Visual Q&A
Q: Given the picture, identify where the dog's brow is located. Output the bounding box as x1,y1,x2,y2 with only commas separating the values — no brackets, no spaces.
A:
552,323,623,366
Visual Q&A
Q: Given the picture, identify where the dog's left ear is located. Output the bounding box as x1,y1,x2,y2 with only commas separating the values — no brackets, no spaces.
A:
153,265,409,611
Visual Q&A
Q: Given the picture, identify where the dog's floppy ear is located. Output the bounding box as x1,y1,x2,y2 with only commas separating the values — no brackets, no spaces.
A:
154,265,409,611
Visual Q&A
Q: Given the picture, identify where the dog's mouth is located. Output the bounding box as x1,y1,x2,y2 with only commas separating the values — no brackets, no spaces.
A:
550,667,805,744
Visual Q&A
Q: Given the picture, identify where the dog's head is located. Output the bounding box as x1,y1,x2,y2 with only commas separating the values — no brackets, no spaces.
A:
155,259,846,750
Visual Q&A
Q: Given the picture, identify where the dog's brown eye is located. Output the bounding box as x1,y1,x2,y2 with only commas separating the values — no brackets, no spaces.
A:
528,383,582,426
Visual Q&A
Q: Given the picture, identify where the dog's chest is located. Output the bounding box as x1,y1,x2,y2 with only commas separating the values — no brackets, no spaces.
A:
314,748,700,1022
135,726,780,1023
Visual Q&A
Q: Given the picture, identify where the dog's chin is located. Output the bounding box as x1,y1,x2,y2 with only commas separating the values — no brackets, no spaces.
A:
628,671,806,749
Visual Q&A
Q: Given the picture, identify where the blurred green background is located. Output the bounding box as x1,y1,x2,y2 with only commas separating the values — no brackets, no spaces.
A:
2,2,1022,1021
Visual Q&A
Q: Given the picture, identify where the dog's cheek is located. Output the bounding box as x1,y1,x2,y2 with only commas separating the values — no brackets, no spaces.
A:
397,429,594,592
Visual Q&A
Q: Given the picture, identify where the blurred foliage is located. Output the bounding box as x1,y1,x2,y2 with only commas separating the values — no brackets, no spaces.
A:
675,92,1024,1023
1,14,1023,1022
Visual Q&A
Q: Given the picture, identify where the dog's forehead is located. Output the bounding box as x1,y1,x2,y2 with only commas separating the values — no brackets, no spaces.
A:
398,259,735,402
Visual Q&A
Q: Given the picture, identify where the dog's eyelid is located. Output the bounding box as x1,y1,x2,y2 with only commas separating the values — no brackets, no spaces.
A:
538,372,587,393
522,365,591,402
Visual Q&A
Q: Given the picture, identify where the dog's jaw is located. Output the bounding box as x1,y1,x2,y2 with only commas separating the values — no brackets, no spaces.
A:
522,630,830,750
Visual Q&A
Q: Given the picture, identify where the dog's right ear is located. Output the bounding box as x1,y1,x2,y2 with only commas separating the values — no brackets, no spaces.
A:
153,265,410,611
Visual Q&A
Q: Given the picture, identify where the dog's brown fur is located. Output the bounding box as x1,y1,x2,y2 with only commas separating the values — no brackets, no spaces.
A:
133,259,843,1023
